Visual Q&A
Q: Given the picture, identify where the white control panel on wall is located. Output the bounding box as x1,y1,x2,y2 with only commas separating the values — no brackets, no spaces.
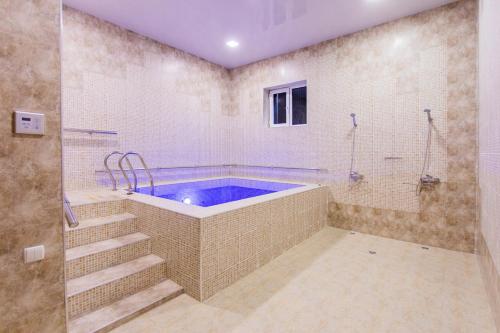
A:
14,110,45,135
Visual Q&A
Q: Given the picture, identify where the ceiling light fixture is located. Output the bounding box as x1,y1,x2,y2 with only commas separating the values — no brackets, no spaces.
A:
226,40,239,48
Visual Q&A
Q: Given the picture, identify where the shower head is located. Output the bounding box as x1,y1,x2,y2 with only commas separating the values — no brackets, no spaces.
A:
350,113,357,127
424,109,432,123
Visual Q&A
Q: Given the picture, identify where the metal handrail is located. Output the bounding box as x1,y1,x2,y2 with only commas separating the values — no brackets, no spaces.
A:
64,195,79,228
104,151,134,191
64,128,118,135
96,164,328,173
118,152,155,195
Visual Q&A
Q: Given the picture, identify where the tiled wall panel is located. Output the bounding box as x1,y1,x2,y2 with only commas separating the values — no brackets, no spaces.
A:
478,0,500,328
0,1,65,331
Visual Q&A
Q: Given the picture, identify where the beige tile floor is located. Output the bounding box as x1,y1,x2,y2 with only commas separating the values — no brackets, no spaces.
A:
111,227,497,333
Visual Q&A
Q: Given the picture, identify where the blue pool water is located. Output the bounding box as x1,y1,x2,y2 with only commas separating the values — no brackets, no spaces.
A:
136,178,303,207
160,186,275,207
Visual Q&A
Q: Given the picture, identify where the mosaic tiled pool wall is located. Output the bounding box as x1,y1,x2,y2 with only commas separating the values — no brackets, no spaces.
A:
228,0,478,253
199,186,328,300
126,186,327,300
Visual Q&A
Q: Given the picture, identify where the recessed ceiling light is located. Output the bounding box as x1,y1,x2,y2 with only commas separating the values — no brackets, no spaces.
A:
226,40,239,48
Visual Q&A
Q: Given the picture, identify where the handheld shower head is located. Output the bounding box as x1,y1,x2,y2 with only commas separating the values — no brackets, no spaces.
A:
350,113,357,127
424,109,432,123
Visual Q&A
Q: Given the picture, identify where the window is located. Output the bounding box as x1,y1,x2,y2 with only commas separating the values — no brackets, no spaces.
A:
268,82,307,127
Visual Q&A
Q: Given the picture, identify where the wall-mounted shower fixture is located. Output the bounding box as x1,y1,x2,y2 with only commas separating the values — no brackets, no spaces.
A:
350,113,357,127
424,108,433,123
417,109,440,195
349,113,364,185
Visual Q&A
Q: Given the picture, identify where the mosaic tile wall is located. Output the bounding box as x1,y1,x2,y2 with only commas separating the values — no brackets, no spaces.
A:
229,0,478,252
126,200,202,299
478,0,500,328
125,187,327,301
62,7,232,190
0,1,66,332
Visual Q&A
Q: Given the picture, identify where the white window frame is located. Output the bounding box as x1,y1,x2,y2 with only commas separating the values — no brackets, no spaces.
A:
269,87,290,127
268,82,307,128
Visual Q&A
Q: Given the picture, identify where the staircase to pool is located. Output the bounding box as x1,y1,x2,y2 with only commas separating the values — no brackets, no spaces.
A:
65,198,183,333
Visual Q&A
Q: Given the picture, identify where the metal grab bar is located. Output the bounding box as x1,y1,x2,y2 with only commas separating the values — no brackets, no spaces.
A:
118,152,155,195
64,128,118,135
104,151,134,191
96,164,328,173
64,195,79,228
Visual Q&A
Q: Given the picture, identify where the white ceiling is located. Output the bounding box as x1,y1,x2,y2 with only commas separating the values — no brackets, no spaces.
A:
63,0,455,69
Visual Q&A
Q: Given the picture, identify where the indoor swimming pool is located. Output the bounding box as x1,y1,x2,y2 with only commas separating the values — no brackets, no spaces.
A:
135,178,303,207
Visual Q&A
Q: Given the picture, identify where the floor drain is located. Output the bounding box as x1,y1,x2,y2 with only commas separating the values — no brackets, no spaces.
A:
369,251,376,255
421,246,429,250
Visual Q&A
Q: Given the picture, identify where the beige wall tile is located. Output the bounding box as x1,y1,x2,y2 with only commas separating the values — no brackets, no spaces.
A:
0,0,65,331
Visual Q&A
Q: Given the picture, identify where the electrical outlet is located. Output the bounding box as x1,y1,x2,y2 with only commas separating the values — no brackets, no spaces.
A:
24,245,45,263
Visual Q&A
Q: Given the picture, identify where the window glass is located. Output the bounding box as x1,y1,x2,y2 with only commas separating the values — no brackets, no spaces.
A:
292,86,307,125
273,92,287,125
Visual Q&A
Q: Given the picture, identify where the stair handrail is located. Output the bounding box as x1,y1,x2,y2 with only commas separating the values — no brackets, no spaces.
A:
64,195,79,228
118,152,155,195
104,151,134,191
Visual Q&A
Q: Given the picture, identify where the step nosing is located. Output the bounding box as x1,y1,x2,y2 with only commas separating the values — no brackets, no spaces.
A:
67,213,136,231
65,233,150,261
67,255,165,297
69,280,183,333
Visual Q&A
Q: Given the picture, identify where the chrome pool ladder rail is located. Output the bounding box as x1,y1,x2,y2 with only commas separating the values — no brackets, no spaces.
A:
118,152,155,195
64,195,79,228
104,151,133,191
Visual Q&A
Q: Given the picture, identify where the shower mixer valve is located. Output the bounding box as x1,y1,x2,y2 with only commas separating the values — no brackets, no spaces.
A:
349,171,364,183
420,174,440,187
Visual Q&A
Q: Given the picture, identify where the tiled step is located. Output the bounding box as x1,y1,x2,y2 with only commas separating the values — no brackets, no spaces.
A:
67,254,166,319
65,213,138,249
72,199,127,221
69,280,183,333
66,233,151,280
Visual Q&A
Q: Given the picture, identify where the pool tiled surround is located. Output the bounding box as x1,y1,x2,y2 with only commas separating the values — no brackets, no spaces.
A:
200,187,327,299
69,179,328,301
0,0,65,332
229,0,478,253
